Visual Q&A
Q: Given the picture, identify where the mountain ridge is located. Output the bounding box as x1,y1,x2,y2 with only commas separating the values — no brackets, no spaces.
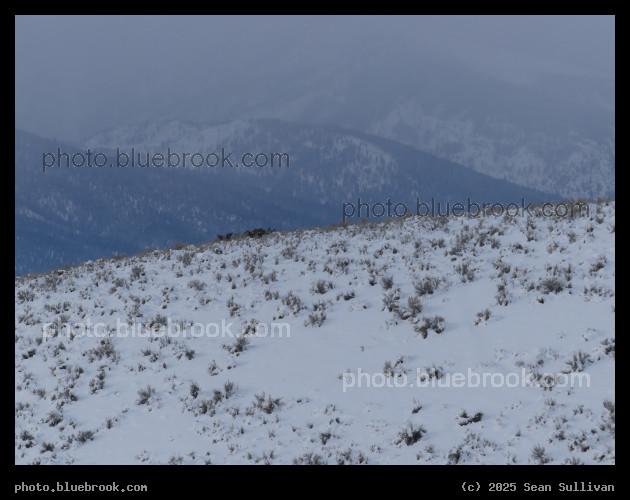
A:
17,121,556,276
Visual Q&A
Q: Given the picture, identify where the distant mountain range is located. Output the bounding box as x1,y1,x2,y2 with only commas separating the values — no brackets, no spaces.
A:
116,47,613,200
17,120,553,275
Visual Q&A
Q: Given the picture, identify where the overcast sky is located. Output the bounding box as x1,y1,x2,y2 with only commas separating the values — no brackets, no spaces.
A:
15,15,614,142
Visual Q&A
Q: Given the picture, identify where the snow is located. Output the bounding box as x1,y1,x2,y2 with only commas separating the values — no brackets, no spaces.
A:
15,202,614,464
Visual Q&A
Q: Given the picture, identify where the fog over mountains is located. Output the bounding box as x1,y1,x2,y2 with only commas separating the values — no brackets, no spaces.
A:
15,16,614,276
132,48,613,200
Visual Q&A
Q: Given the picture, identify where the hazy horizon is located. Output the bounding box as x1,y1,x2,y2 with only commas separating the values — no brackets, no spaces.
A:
16,15,614,142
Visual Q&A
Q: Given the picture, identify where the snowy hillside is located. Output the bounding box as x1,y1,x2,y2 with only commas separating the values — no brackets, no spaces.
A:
15,201,615,465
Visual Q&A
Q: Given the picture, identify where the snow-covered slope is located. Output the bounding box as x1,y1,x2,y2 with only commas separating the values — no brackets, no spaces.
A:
15,202,614,464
